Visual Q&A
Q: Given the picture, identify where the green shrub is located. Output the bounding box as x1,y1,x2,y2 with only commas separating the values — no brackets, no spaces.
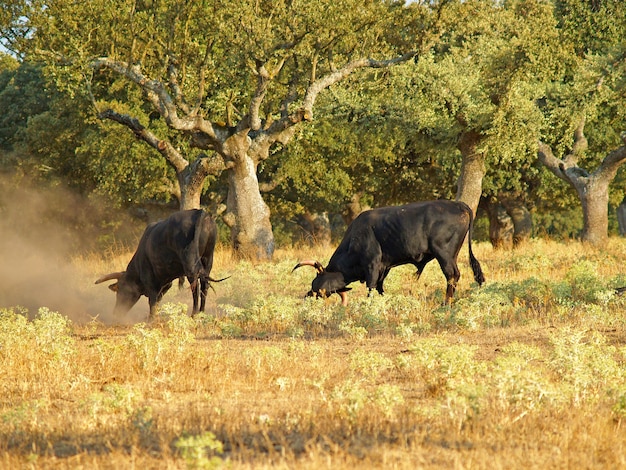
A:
565,260,605,303
174,431,224,469
349,349,393,380
504,277,554,310
439,284,514,330
612,392,626,421
491,342,555,413
549,328,625,404
403,337,483,397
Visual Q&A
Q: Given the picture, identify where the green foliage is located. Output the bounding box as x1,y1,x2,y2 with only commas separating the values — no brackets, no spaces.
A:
549,328,625,404
539,0,626,221
1,0,624,244
0,60,50,151
612,392,626,421
443,285,515,329
0,307,76,366
174,431,224,470
78,120,177,206
123,304,196,371
404,338,482,398
329,379,404,425
564,260,605,303
491,342,555,413
84,383,140,418
349,349,393,380
502,277,554,310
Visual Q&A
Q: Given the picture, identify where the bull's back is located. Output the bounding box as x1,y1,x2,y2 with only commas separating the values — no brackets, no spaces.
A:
141,210,205,279
359,201,471,261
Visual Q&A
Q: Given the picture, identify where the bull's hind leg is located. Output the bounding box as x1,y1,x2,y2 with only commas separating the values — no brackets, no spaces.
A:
199,277,209,313
435,257,461,305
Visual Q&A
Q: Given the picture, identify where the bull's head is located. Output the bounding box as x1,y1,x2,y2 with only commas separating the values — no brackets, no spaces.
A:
95,272,142,315
292,260,350,306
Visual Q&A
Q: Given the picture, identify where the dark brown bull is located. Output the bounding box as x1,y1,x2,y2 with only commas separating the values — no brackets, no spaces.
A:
293,200,485,305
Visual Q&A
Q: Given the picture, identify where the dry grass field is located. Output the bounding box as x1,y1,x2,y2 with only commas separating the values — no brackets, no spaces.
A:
2,238,626,469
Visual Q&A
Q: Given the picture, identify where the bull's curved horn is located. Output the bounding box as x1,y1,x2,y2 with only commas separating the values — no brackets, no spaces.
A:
292,260,325,274
95,272,125,284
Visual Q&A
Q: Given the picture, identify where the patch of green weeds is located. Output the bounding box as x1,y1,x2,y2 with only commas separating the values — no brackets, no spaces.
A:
403,337,483,397
349,349,393,380
174,431,224,469
491,342,555,413
549,328,625,405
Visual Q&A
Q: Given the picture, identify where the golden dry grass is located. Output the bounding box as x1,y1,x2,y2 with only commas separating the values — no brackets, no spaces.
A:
2,238,626,469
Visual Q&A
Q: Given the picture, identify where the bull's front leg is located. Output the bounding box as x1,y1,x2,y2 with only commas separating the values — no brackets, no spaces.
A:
445,279,457,305
149,283,171,319
148,296,159,319
366,265,386,297
375,267,390,295
189,278,200,315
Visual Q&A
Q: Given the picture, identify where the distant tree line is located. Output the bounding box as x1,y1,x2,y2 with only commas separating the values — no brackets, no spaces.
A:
1,0,625,258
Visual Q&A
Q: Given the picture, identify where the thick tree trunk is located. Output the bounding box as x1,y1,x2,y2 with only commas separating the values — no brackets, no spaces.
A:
538,119,626,246
223,134,274,259
456,130,485,215
178,191,201,211
618,198,626,236
500,196,533,245
578,178,610,244
299,212,332,246
225,162,274,259
482,198,514,249
342,192,371,225
178,174,202,210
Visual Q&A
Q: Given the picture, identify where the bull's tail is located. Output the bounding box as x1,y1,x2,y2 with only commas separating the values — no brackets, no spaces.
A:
183,209,209,282
466,207,485,286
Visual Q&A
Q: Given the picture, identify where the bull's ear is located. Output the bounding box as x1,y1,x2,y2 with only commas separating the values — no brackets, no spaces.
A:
108,282,119,293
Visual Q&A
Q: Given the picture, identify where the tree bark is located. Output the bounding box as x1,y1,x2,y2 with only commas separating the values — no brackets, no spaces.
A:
220,133,275,259
500,195,533,245
578,177,611,244
342,192,371,225
618,197,626,236
482,198,514,249
538,120,626,245
299,212,332,246
456,130,485,215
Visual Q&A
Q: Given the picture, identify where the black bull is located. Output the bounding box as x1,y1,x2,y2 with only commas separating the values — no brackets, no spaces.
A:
96,209,226,318
294,200,485,305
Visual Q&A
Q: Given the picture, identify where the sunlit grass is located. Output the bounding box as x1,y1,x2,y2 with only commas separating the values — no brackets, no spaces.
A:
2,238,626,468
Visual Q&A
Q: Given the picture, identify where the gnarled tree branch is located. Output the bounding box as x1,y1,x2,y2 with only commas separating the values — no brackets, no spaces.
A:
98,108,188,173
92,58,226,143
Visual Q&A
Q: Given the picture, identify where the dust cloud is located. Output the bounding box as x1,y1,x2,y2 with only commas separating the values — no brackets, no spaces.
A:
0,176,144,324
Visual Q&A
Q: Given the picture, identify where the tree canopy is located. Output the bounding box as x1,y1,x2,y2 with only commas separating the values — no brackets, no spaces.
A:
1,0,625,249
